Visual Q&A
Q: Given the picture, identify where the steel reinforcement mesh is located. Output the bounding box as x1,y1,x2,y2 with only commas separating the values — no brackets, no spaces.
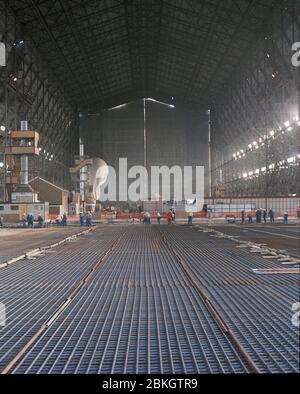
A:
0,227,125,370
161,225,300,373
10,227,249,374
0,225,298,374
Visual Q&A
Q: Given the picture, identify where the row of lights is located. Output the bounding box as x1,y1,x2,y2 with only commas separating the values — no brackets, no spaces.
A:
39,148,54,161
232,118,300,160
235,154,300,180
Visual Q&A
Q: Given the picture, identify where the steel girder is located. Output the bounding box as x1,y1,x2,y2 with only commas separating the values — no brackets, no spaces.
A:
6,0,277,111
211,0,300,197
0,0,79,196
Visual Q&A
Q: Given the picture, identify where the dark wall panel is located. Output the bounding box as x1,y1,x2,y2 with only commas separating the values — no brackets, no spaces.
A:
80,99,209,200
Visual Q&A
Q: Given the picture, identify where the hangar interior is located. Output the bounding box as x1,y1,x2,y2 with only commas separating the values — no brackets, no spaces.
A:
0,0,299,377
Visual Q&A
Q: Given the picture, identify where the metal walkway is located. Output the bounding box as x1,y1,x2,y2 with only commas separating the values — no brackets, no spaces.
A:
0,225,299,374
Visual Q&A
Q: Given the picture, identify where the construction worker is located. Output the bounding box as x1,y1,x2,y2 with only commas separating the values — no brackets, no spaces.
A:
283,211,288,224
167,209,173,225
269,209,274,223
37,214,44,228
22,213,27,227
143,212,147,224
86,211,93,226
157,212,161,224
241,210,245,224
255,209,261,223
263,209,267,223
27,213,34,228
79,212,84,227
172,209,176,223
247,212,253,223
188,211,193,225
61,213,67,226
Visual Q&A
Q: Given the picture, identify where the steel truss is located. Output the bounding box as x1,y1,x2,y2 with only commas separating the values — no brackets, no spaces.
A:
0,1,79,199
211,0,300,197
1,0,298,199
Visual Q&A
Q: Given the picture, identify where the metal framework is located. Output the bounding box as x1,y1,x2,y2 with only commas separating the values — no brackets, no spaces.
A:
0,0,299,197
0,0,79,198
211,1,300,197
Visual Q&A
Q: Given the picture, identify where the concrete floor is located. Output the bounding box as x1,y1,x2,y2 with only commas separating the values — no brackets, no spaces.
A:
0,227,86,264
207,223,299,257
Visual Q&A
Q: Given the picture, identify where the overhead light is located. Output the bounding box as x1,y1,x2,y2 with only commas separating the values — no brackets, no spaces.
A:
51,154,54,158
261,167,266,172
269,163,275,169
284,121,290,128
248,171,253,176
38,147,42,151
248,144,252,149
146,98,175,108
287,126,293,131
271,73,275,78
107,103,128,110
240,149,244,153
253,141,257,146
287,156,295,163
255,169,260,174
243,173,248,178
269,130,275,136
233,153,236,158
0,125,5,131
13,39,24,46
0,162,4,168
43,150,46,154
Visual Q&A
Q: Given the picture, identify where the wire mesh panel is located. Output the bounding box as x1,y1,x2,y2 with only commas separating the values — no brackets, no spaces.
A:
0,227,125,370
162,226,300,373
11,227,249,374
